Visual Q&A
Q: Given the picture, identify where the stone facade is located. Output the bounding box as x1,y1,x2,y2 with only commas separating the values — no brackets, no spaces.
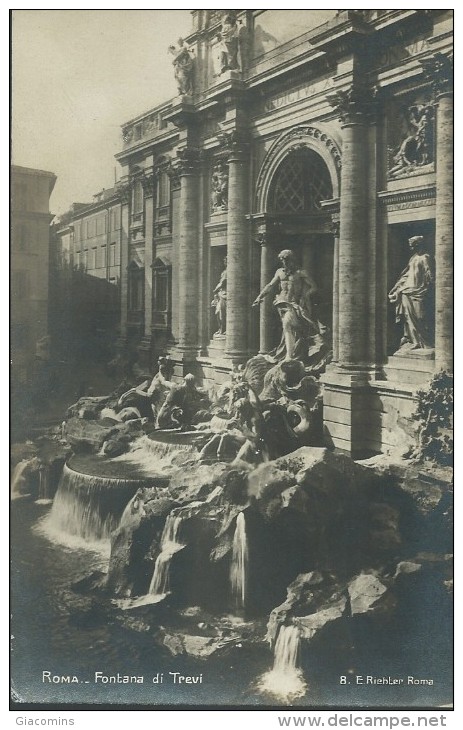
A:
113,9,452,455
11,165,56,385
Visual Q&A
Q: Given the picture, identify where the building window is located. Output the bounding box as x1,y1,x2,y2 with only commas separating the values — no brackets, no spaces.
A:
110,207,121,231
91,248,97,269
132,180,144,214
152,259,171,330
74,221,81,242
96,215,105,236
270,149,332,213
83,250,88,270
158,170,170,208
134,123,143,141
110,243,116,267
128,265,144,311
102,245,107,268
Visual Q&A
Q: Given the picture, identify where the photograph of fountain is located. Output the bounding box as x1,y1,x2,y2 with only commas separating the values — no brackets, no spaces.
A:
11,9,453,710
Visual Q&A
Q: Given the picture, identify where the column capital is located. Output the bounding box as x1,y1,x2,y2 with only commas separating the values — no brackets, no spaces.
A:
419,52,454,100
326,85,379,125
140,170,157,197
170,147,201,178
216,129,249,160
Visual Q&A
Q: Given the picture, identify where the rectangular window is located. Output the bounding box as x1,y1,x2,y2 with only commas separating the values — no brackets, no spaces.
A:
96,216,104,236
102,245,107,268
132,181,143,214
134,123,143,141
83,250,88,270
158,171,170,207
110,243,116,266
92,248,97,269
154,269,168,311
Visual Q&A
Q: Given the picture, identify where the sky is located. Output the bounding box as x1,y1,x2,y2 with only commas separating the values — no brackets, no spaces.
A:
12,9,192,214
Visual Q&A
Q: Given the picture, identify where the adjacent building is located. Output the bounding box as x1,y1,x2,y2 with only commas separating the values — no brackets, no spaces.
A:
51,189,123,357
11,165,56,385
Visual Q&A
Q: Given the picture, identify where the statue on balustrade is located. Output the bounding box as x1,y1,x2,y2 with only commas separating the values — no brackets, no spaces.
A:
211,256,227,336
252,249,330,372
217,11,239,73
168,39,194,96
389,103,434,177
388,236,434,352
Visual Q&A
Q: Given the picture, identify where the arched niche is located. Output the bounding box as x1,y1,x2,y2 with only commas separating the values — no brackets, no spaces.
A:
255,125,341,214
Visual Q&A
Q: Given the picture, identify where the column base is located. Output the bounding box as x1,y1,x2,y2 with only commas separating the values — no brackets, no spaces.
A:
320,367,379,457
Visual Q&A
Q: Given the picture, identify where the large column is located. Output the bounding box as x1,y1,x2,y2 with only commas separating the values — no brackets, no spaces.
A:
331,221,340,363
433,66,453,372
225,142,249,361
257,227,275,354
335,93,370,368
176,149,200,355
142,171,156,338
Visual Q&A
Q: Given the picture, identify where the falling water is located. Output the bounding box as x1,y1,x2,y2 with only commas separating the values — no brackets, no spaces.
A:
230,512,248,611
114,434,199,476
11,458,39,500
257,625,307,702
38,463,142,549
36,465,53,504
149,513,184,596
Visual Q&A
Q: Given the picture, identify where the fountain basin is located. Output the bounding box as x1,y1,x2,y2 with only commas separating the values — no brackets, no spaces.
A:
46,455,163,543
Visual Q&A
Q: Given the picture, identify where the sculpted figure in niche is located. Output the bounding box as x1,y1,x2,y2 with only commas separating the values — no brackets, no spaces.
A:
388,236,434,352
217,11,239,73
168,39,194,96
389,103,434,177
211,163,228,211
252,249,319,362
211,256,227,336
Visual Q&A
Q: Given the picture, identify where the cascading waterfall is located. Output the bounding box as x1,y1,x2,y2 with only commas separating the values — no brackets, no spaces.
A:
116,511,186,610
230,511,248,611
40,462,143,545
257,624,308,702
114,434,199,476
149,513,184,596
11,459,36,499
37,465,53,504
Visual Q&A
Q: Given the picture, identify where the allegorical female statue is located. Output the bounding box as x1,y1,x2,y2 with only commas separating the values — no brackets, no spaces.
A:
388,235,434,351
211,256,227,335
217,11,239,73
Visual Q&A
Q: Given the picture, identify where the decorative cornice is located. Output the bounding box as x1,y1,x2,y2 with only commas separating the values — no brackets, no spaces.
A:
419,52,453,99
378,184,436,208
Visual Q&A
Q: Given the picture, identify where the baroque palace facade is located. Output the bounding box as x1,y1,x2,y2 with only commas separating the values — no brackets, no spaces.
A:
61,9,454,456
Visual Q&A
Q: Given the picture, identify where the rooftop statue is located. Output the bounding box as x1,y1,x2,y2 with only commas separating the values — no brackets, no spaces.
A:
168,39,194,96
217,11,240,73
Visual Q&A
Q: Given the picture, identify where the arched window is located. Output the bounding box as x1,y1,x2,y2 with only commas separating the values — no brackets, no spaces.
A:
270,149,332,213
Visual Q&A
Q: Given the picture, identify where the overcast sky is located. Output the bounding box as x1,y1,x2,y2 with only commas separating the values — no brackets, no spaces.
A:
12,9,192,214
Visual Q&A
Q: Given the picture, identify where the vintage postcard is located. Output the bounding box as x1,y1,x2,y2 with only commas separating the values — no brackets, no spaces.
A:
11,8,453,711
